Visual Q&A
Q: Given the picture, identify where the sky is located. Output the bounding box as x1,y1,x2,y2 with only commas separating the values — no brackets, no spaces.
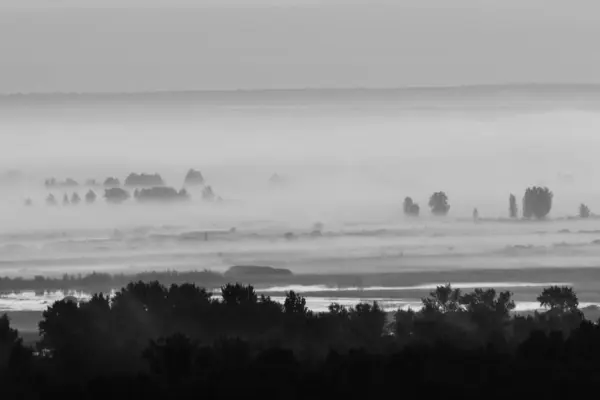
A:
0,0,599,93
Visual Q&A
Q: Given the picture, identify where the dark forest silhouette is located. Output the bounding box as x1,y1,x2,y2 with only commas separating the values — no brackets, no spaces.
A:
0,279,598,397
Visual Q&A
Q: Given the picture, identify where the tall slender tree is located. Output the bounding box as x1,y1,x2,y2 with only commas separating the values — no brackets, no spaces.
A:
509,194,518,218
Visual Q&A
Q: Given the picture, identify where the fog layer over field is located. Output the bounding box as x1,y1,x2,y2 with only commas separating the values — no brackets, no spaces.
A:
2,87,600,312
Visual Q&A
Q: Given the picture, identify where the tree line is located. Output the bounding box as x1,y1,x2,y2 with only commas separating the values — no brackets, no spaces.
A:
405,186,593,220
0,280,597,397
32,170,215,207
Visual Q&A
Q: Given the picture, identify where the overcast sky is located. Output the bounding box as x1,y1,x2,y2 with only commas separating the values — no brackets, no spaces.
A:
1,0,599,93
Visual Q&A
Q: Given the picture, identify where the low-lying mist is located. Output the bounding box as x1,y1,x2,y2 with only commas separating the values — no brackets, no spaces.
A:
2,89,600,288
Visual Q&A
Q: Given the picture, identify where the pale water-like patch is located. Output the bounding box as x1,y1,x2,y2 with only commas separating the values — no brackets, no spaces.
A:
0,289,592,314
0,291,92,312
258,282,573,293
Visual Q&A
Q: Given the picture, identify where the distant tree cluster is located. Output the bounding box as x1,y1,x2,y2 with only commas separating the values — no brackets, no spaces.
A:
402,192,449,217
44,178,79,188
0,270,224,294
104,188,130,204
134,187,190,203
37,169,232,207
125,173,165,187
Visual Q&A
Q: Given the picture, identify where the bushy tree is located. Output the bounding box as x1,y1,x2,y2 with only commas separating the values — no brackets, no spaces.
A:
428,192,450,216
579,203,591,219
104,188,130,204
221,283,257,306
284,291,308,315
103,177,121,187
509,194,518,218
459,288,515,317
85,189,97,204
537,286,579,313
523,186,553,219
422,284,462,314
403,197,420,216
62,193,70,206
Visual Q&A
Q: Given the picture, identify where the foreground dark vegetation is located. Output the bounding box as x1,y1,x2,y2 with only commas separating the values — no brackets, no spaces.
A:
0,280,599,398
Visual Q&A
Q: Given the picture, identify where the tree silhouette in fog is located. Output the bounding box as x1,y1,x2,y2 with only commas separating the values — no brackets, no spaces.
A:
85,189,97,204
103,177,121,187
579,203,591,219
522,186,553,219
184,169,204,186
125,173,165,187
403,197,420,216
71,192,81,205
428,192,450,216
509,194,518,218
202,186,216,202
104,188,130,204
45,193,57,206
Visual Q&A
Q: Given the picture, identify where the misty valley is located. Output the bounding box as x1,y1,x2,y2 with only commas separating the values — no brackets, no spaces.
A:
5,162,600,330
3,88,600,396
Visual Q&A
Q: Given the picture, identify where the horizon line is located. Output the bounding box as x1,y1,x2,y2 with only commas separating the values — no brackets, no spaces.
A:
3,82,600,98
